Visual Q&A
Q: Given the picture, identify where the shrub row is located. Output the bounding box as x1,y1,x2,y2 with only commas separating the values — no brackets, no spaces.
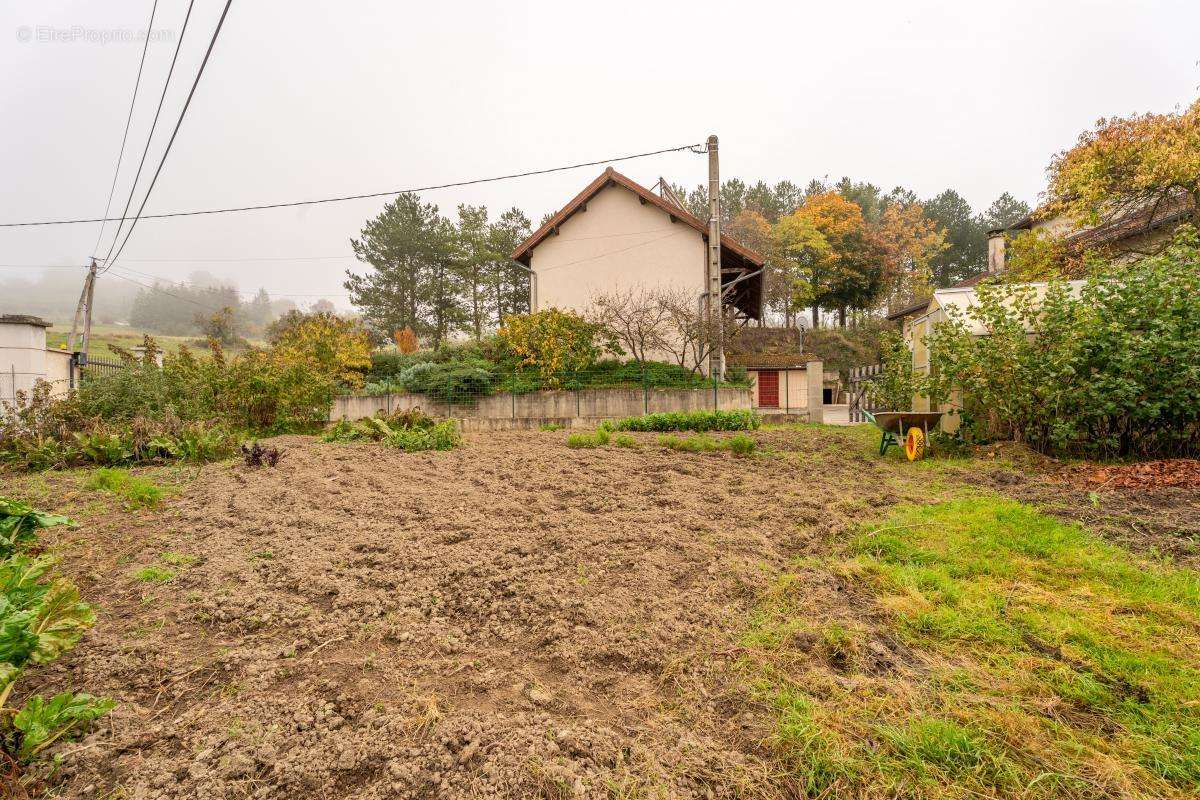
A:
1,383,237,471
602,409,761,433
925,228,1200,458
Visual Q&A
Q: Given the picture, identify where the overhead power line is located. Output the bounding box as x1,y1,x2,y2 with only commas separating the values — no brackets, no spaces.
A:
101,0,235,274
89,0,161,260
1,143,704,229
98,0,198,266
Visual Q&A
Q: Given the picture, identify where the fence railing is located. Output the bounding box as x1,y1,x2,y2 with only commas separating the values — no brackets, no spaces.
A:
75,353,125,380
848,363,883,423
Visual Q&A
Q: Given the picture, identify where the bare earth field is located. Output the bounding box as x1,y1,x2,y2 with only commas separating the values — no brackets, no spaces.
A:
4,427,1199,799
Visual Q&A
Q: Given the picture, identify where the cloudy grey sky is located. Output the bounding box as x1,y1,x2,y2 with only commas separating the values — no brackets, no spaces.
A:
1,0,1196,313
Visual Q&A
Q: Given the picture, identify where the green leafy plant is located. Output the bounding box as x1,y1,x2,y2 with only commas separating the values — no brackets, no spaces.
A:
324,412,459,452
0,499,111,770
386,420,461,452
566,429,611,449
658,433,721,452
613,433,639,449
0,500,71,560
72,431,133,466
604,409,760,433
726,433,757,456
85,469,162,509
11,692,116,762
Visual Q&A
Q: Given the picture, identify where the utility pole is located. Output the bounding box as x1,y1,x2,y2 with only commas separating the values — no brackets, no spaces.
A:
705,134,723,380
81,260,97,357
67,259,98,354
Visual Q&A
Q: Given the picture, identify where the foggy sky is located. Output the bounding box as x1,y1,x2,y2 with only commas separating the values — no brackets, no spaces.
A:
1,0,1196,317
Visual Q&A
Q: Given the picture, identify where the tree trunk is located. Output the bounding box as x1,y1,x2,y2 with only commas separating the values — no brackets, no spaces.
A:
838,306,847,327
811,304,819,328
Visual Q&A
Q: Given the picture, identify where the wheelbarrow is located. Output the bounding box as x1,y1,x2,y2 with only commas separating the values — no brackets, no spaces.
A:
863,410,945,461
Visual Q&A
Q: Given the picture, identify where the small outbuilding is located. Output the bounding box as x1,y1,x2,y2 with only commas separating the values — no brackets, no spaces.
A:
725,327,823,420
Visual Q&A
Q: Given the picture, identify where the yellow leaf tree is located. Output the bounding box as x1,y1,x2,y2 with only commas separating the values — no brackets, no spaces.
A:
1045,98,1200,236
874,202,948,311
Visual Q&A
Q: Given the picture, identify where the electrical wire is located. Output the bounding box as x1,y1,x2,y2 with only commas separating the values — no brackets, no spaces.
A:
89,0,161,259
101,0,235,274
97,0,198,267
104,269,226,312
1,143,703,229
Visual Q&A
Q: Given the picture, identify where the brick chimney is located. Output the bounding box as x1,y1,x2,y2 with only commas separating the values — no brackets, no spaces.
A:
986,229,1006,274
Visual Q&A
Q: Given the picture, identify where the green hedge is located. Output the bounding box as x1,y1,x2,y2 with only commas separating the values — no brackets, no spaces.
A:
602,409,760,433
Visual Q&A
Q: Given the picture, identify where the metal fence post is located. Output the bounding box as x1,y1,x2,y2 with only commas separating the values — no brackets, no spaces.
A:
642,362,649,414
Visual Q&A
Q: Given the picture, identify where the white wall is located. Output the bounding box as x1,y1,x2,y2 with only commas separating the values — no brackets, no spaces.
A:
0,319,49,401
530,183,706,315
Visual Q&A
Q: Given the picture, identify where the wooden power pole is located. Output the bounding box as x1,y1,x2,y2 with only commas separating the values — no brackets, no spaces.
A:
706,134,723,380
67,259,98,355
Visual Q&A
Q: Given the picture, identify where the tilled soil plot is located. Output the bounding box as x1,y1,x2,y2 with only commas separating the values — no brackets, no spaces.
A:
17,428,952,799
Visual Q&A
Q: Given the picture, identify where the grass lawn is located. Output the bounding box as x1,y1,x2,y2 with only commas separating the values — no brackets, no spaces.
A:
743,495,1200,799
43,322,263,360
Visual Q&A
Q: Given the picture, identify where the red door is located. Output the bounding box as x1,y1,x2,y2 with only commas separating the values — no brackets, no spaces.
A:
757,370,779,408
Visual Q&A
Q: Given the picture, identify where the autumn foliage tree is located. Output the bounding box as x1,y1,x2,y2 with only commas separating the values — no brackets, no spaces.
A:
874,202,948,310
393,326,419,354
1046,98,1200,234
772,192,884,327
497,308,611,388
267,311,373,389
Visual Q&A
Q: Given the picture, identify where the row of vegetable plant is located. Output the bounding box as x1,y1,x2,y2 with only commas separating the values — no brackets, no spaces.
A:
323,408,461,452
0,498,113,790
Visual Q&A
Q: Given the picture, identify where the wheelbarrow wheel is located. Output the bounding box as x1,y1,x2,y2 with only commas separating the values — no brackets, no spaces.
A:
905,426,926,461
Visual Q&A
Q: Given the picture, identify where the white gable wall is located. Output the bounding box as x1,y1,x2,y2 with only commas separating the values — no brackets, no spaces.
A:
529,183,707,315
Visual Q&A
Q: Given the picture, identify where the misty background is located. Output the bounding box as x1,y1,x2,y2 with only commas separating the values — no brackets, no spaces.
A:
1,0,1196,330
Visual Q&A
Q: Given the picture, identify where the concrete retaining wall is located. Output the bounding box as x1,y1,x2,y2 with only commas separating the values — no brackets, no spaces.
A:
332,386,753,423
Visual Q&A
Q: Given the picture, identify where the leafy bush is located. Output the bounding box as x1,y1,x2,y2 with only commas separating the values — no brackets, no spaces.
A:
1,384,237,472
0,499,112,769
604,409,761,433
726,433,758,456
566,429,611,448
85,469,162,508
613,433,638,449
70,332,357,434
926,228,1200,457
868,331,927,411
323,409,459,451
498,309,613,389
399,362,494,404
267,311,372,388
386,420,460,452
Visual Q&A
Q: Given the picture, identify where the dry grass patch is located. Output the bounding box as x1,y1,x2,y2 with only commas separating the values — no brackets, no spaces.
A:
740,496,1200,799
